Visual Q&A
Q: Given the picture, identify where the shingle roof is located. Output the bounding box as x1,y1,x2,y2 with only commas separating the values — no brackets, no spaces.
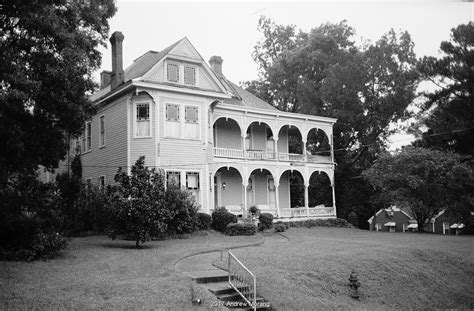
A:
123,38,182,82
110,37,277,112
219,77,278,111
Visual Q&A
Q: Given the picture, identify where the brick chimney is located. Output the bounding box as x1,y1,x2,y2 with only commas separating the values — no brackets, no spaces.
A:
109,31,125,89
209,56,223,76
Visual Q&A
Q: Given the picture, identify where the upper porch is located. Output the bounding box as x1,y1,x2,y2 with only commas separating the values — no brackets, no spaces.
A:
211,104,336,165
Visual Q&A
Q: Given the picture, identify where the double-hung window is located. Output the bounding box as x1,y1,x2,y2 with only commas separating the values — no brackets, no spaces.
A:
99,176,106,190
186,172,199,190
165,104,180,137
186,172,200,202
136,103,150,137
167,171,181,188
99,115,105,147
184,106,199,139
184,66,196,85
86,121,92,152
167,63,179,83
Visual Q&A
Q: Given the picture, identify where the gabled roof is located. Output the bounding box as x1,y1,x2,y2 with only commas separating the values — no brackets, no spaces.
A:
99,37,278,112
123,39,182,82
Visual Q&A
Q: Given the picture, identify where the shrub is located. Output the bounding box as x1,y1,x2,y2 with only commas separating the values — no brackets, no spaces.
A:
165,185,199,235
196,213,212,230
211,207,237,232
348,211,359,228
258,213,274,230
226,223,257,236
0,173,68,261
71,186,109,236
283,218,352,229
107,156,173,247
274,223,286,232
248,205,260,216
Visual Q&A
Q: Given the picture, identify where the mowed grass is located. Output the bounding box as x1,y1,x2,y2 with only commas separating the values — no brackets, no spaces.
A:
229,228,474,310
1,228,473,310
0,231,262,310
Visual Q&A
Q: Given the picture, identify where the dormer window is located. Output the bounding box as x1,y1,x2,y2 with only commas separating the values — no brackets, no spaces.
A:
167,63,179,83
165,61,198,86
184,66,196,85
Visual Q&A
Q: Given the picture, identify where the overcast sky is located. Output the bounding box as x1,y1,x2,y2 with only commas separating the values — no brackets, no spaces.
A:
98,0,473,149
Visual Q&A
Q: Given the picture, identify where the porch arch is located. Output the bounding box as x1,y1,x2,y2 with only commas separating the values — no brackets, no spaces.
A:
308,170,333,207
213,117,243,150
246,168,278,216
306,128,331,157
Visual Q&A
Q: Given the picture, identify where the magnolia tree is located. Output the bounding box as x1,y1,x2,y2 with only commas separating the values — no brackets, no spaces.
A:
107,156,200,247
363,147,473,232
108,157,172,247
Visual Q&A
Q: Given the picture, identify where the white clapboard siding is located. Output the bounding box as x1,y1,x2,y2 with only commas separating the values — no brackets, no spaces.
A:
81,95,128,185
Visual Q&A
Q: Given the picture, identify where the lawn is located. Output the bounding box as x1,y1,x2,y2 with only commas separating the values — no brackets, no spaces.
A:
1,228,473,310
225,228,474,310
0,231,262,310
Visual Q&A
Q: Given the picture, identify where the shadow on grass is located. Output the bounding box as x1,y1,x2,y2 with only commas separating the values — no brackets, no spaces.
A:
98,242,155,250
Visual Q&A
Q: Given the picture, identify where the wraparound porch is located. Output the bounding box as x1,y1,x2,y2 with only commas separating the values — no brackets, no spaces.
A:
211,163,336,219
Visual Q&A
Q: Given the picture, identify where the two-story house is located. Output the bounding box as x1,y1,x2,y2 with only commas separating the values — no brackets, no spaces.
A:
55,31,337,220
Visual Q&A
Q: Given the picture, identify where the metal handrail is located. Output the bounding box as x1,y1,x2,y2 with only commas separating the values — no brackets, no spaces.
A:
228,250,257,311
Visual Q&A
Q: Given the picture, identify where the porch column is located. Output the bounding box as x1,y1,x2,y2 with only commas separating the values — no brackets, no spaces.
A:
332,181,337,217
304,183,309,217
209,170,215,213
242,180,248,217
241,134,246,159
302,138,307,162
274,137,278,160
275,181,280,217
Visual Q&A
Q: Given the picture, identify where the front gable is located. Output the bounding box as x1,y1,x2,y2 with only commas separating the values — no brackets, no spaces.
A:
140,38,227,94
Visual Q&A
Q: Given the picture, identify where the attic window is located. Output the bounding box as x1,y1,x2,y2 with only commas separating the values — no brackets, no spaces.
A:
167,63,179,83
184,66,196,85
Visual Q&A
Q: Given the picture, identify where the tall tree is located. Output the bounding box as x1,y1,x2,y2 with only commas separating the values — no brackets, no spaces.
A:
415,22,473,156
363,147,473,232
244,17,419,220
0,0,116,182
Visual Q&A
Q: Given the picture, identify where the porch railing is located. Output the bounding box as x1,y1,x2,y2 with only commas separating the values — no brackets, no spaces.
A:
228,250,257,311
246,150,276,160
214,147,244,158
277,152,305,162
214,147,332,164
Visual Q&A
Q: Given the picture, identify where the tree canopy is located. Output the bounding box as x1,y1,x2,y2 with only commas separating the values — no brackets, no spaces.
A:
244,17,419,220
415,22,473,156
0,0,116,181
363,147,473,232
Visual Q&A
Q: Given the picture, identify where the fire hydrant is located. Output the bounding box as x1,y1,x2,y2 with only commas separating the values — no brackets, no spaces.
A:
348,270,361,299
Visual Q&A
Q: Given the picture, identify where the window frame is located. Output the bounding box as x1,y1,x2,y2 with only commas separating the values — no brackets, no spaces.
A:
166,171,181,188
184,65,196,85
186,172,200,190
166,103,180,122
134,101,152,138
166,62,180,83
98,175,106,190
85,121,92,152
184,106,199,124
99,115,105,148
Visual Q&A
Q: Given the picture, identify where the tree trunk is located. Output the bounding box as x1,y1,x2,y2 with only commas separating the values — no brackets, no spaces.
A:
417,221,424,233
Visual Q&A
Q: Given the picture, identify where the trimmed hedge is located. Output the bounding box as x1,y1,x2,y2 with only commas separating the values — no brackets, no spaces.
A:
286,218,351,228
211,208,237,232
225,223,257,236
196,213,212,230
274,223,286,232
259,213,274,230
